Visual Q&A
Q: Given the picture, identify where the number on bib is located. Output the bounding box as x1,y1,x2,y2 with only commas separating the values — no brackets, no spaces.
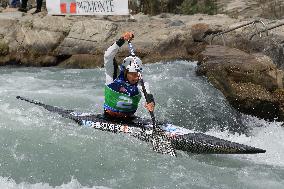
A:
116,96,133,109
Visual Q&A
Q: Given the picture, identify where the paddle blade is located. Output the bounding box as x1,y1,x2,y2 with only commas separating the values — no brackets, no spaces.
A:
152,130,176,157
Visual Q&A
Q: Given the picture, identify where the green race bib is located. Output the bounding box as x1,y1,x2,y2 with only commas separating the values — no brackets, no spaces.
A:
104,86,141,112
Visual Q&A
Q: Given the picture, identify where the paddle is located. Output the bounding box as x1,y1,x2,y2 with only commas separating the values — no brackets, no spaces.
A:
127,41,176,157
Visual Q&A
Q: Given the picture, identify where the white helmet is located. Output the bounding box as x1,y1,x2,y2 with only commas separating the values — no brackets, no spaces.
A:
122,56,143,72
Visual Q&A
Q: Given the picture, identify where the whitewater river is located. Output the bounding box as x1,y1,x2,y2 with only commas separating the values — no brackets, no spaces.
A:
0,61,283,189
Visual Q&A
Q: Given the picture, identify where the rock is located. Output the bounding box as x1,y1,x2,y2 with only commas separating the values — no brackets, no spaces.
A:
168,20,185,27
16,28,65,54
0,40,9,55
230,82,279,120
198,45,283,90
0,55,10,65
132,13,151,22
56,20,117,55
1,11,284,122
0,0,8,7
0,12,246,68
31,15,73,33
0,12,203,67
272,89,284,120
2,7,18,13
159,13,171,18
38,56,58,66
128,14,136,22
197,45,284,121
58,54,103,69
0,11,23,19
23,55,58,67
191,23,210,42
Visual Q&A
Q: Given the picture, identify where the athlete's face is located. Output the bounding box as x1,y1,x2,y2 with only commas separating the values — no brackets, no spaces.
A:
127,72,140,84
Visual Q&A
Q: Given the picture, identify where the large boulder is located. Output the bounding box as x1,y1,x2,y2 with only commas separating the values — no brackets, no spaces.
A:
197,45,284,121
0,12,245,68
58,54,103,68
0,40,9,56
0,15,72,66
0,13,201,67
55,20,118,55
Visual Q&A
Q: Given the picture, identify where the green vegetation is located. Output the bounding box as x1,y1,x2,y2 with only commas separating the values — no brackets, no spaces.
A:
0,0,9,8
129,0,217,15
178,0,217,15
0,41,9,56
129,0,284,18
257,0,284,19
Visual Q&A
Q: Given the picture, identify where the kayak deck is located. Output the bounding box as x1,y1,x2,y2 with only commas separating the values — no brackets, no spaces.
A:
16,96,266,154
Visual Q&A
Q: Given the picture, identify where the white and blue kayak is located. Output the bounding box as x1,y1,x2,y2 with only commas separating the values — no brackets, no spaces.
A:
16,96,266,155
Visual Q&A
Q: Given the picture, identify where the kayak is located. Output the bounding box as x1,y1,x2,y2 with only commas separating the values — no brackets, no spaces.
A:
16,96,266,154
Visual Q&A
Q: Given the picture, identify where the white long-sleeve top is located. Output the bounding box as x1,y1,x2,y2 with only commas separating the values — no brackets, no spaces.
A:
104,42,150,93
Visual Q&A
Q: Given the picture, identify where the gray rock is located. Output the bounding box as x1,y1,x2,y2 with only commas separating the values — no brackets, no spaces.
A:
0,12,23,20
31,15,73,33
168,20,185,27
56,20,118,55
197,45,284,121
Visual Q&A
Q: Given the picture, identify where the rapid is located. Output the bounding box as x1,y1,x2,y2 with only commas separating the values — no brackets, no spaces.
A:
0,61,283,189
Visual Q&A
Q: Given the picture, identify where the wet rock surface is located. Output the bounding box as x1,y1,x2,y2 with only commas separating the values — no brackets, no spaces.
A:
197,45,284,121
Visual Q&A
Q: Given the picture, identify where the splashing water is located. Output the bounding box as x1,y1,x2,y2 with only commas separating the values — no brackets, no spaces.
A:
0,61,283,189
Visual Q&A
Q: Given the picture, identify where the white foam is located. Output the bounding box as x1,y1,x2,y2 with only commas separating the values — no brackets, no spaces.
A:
204,116,284,167
0,177,111,189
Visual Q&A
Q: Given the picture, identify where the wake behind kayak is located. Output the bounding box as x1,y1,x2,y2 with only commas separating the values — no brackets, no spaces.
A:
16,96,266,155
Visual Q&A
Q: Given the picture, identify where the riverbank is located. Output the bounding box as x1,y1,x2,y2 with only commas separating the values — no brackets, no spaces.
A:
1,10,284,121
0,11,224,68
0,10,284,68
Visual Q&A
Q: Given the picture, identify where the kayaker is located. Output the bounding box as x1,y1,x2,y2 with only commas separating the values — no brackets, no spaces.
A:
104,32,155,120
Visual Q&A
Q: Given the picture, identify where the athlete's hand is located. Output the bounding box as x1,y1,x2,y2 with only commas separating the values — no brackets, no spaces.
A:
122,32,134,41
144,102,155,112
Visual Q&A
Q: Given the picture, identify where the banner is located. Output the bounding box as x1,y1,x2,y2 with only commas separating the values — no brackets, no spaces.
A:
46,0,129,15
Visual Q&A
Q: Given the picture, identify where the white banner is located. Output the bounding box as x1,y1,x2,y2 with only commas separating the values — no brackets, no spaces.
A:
46,0,129,15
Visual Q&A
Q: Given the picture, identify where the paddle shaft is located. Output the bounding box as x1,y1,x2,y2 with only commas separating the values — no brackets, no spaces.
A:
140,78,157,129
127,40,176,156
127,41,157,129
